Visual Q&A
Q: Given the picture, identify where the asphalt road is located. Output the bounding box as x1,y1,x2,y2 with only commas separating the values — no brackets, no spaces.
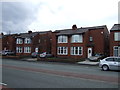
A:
1,59,119,88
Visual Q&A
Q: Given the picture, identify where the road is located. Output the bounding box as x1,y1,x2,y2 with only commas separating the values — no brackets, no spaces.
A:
1,59,119,88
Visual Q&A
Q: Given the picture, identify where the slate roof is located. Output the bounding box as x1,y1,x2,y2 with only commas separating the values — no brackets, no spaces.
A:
16,31,51,38
110,24,120,31
55,25,107,35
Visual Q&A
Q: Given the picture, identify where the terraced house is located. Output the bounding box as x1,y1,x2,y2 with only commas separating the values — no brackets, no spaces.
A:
51,25,109,59
110,24,120,57
15,31,52,56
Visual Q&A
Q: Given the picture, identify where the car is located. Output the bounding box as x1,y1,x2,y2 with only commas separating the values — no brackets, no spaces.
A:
88,53,105,61
2,50,15,56
31,52,39,58
99,57,120,71
39,52,53,58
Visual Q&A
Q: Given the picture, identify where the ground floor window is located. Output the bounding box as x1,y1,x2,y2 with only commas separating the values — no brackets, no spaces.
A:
113,46,120,57
24,47,31,53
57,47,68,55
71,47,83,55
16,47,22,53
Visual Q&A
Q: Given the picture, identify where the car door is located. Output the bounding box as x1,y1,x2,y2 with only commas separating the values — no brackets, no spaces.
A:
114,57,120,70
106,58,116,70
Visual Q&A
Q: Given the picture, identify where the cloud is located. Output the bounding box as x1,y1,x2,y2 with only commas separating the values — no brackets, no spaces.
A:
28,0,118,31
2,2,40,34
1,0,119,34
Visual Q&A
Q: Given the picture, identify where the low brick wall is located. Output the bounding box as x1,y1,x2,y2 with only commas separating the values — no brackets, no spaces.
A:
37,57,85,63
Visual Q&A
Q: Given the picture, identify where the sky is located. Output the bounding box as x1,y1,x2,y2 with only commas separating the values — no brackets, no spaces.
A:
0,0,119,34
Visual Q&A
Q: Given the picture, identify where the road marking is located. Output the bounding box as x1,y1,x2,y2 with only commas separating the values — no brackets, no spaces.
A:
0,82,7,86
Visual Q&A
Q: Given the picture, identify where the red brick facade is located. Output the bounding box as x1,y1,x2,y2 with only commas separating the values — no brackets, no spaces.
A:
16,31,52,56
1,34,16,52
51,25,109,59
110,24,120,56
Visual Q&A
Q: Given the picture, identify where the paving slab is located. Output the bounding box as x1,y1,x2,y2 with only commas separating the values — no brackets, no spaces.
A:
77,60,99,66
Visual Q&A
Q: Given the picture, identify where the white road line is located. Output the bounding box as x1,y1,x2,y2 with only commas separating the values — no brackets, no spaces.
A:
0,82,7,86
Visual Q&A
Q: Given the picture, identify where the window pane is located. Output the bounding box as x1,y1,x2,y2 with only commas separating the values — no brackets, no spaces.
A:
106,58,114,61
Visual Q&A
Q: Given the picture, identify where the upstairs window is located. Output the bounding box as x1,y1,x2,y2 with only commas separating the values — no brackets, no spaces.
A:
58,36,68,43
114,32,120,41
71,35,83,43
16,38,23,44
89,37,93,42
24,38,31,44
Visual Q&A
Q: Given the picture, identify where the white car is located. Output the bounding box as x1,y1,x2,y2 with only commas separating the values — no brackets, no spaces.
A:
99,57,120,71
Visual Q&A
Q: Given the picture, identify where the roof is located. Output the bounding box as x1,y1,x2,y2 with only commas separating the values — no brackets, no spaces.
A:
16,31,51,38
110,24,120,31
55,25,107,35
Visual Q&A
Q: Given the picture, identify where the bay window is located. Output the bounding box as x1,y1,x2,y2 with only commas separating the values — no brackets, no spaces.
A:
71,47,83,55
16,38,23,44
57,47,68,55
114,32,120,41
71,34,83,43
16,47,22,53
58,36,68,43
24,38,31,44
24,47,31,53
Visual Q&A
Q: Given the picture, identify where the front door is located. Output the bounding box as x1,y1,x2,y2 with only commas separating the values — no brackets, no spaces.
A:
88,48,92,58
35,48,38,52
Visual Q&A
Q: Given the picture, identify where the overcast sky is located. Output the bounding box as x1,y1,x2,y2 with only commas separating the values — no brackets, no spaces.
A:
0,0,119,34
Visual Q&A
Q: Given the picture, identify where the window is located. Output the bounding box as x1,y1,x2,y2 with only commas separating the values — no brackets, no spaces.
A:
114,32,120,41
58,36,68,43
16,38,23,44
16,47,22,53
89,37,93,42
106,58,114,61
71,47,83,55
57,47,68,55
113,46,120,57
24,47,31,53
24,38,31,44
71,35,83,43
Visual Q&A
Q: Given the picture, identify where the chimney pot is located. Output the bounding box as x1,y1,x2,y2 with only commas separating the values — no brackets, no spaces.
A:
72,24,77,30
28,31,32,34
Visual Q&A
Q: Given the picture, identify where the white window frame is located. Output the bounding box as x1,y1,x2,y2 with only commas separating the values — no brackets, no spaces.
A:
58,35,68,43
24,38,31,44
16,38,23,44
57,47,68,55
113,46,120,57
71,47,83,55
71,34,83,43
16,47,22,53
89,36,93,42
24,47,31,53
114,32,120,41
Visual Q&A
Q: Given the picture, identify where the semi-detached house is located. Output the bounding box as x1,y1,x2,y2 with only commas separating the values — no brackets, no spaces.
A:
15,31,52,56
51,25,109,59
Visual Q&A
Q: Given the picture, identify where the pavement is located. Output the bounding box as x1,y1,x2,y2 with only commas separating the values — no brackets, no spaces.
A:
77,59,99,66
21,58,99,66
21,58,37,62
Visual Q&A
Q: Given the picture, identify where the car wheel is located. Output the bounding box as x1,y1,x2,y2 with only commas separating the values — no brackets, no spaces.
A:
102,65,109,71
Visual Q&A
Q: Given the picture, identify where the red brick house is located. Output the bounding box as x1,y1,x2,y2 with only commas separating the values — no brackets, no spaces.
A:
110,24,120,57
15,31,52,56
51,25,109,59
1,33,16,52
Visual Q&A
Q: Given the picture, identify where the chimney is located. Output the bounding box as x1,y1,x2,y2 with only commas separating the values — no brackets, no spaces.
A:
72,24,77,30
1,33,4,35
28,30,32,34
